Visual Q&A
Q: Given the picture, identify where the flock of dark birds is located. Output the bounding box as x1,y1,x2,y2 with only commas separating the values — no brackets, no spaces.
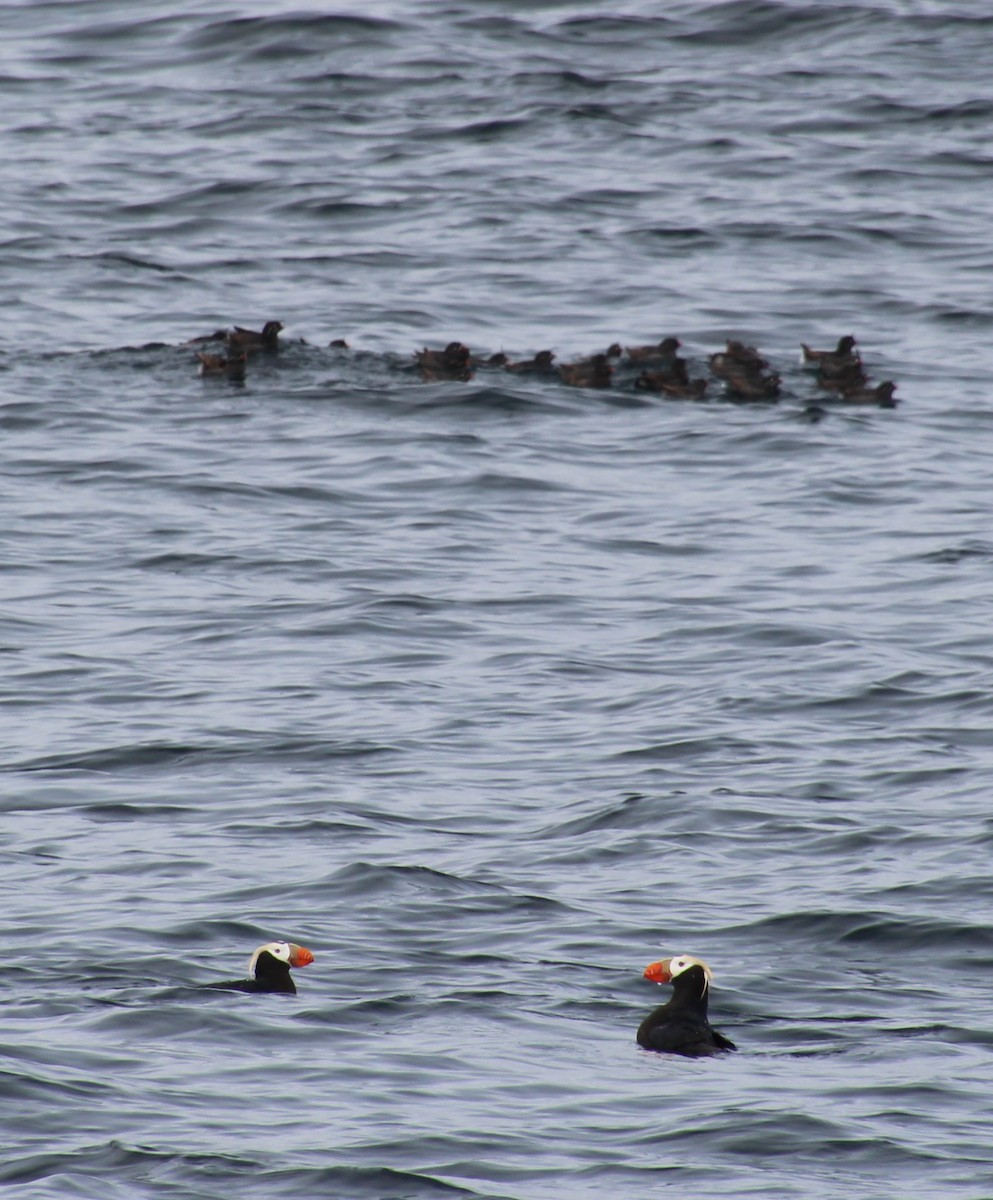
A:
189,321,898,409
210,942,735,1058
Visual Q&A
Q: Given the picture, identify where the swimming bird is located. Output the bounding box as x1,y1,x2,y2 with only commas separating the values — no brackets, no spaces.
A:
709,347,770,381
724,340,768,371
840,379,898,407
204,941,314,994
624,336,682,363
636,372,708,399
504,350,556,373
816,360,868,392
414,342,468,368
801,335,858,365
637,954,736,1057
227,321,284,352
415,342,473,381
196,350,246,380
559,353,613,388
723,368,781,401
632,355,690,387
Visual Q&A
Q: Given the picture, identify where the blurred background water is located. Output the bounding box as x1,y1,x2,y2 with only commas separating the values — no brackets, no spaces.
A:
3,2,993,1197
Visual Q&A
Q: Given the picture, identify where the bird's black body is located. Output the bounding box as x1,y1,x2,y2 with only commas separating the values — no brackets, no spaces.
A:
204,948,298,994
227,320,284,352
637,963,736,1057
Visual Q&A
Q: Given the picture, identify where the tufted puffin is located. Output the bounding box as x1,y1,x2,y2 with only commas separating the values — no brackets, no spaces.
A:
637,954,736,1057
205,941,314,994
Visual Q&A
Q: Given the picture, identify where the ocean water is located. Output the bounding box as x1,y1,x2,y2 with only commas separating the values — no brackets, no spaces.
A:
3,2,993,1197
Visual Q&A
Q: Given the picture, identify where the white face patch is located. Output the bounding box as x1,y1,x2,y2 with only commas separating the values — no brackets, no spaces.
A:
247,941,291,978
668,954,713,986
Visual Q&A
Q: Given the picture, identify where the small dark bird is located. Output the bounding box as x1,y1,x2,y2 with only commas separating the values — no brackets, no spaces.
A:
470,351,509,367
841,380,898,407
637,954,736,1057
724,340,768,371
204,941,315,995
636,372,708,399
504,350,556,373
816,361,868,393
328,338,350,349
624,336,682,363
801,335,858,365
228,321,284,352
710,341,779,400
415,342,473,381
415,341,468,368
724,369,780,400
633,356,690,387
196,350,247,381
710,349,770,381
559,353,613,388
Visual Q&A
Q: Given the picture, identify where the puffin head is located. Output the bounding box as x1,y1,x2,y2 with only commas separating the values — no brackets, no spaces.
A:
643,954,713,988
248,940,314,979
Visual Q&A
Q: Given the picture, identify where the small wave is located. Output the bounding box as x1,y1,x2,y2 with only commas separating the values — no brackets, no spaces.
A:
0,1139,480,1198
7,737,394,775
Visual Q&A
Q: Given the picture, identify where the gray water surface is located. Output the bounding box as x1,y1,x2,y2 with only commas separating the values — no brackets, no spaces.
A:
3,2,993,1198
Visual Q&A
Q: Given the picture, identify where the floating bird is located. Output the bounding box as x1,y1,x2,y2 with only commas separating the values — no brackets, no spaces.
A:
708,352,737,381
709,341,779,400
724,340,768,371
328,338,350,349
724,369,780,401
709,348,769,381
414,341,468,368
816,361,868,393
196,350,246,380
637,954,736,1057
227,320,284,352
415,341,473,381
504,350,556,373
624,336,682,363
204,941,314,994
632,356,690,387
636,372,708,399
841,379,898,407
559,353,613,388
801,334,859,365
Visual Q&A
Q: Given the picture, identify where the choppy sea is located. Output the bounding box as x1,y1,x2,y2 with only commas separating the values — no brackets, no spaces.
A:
4,1,993,1197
